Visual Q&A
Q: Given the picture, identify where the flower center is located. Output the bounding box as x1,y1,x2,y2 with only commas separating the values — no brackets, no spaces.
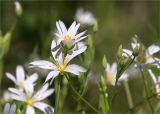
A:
26,98,33,106
107,74,115,82
57,64,66,73
136,51,147,64
64,35,72,41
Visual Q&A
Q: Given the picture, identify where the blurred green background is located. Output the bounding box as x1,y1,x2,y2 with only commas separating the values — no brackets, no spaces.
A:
1,0,160,113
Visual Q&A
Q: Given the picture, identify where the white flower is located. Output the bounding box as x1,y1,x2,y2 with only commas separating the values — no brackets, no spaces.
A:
148,69,160,95
75,8,95,26
30,44,87,84
123,42,160,68
105,62,128,86
6,65,38,90
55,20,87,48
3,103,16,114
9,83,54,114
3,90,12,102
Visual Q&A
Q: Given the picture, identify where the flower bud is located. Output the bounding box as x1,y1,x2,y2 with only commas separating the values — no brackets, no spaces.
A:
14,1,23,16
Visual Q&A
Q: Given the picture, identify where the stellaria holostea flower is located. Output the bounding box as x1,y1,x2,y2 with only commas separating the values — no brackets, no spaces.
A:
9,83,54,114
75,8,95,26
30,43,87,84
106,62,128,86
55,20,87,49
122,37,160,68
6,65,38,90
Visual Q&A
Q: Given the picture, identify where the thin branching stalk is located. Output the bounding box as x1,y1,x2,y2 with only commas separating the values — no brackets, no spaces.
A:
55,78,61,114
139,67,154,113
64,74,100,113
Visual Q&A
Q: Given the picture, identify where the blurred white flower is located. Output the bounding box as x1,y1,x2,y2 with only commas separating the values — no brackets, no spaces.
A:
3,91,12,102
105,62,128,86
3,103,16,114
75,8,95,26
148,69,160,96
14,1,22,16
30,43,87,84
55,20,87,49
6,65,38,90
123,42,160,68
9,83,54,114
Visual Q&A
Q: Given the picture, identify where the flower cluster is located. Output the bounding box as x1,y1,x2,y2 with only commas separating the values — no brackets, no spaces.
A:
30,20,88,84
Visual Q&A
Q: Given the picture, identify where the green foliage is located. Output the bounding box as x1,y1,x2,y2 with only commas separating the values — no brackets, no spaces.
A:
0,32,11,59
99,75,109,114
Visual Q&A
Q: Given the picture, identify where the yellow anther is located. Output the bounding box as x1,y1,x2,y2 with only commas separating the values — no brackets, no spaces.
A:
107,74,115,82
64,35,72,41
26,98,33,106
57,64,66,73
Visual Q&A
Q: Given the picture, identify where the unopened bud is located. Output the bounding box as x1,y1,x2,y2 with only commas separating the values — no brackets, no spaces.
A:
14,1,23,16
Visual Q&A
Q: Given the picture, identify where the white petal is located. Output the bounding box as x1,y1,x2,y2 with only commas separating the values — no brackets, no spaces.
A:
6,72,16,83
72,23,80,36
10,94,26,102
25,73,38,84
59,20,67,34
147,43,160,55
33,89,54,101
122,49,133,57
65,64,87,75
45,71,59,83
68,21,76,35
57,52,63,65
33,102,54,113
24,83,34,97
33,84,49,100
75,31,86,39
9,88,26,98
3,103,10,114
9,103,16,114
16,65,25,83
75,35,87,43
56,21,63,36
65,46,87,63
26,106,35,114
118,73,128,82
105,63,111,73
111,62,117,73
29,60,55,70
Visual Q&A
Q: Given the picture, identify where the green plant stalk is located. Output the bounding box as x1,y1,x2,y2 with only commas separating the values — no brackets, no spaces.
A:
55,78,61,114
140,68,154,113
64,74,99,113
0,59,3,112
123,81,134,109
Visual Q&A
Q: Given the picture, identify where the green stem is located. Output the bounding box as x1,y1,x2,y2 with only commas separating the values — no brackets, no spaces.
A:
123,81,134,110
116,56,136,84
0,59,3,112
64,74,99,113
139,68,154,113
55,78,61,114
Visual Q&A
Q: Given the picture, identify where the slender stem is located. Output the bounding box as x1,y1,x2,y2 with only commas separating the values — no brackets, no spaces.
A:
64,74,100,113
55,78,61,114
123,81,134,111
0,59,3,112
116,56,136,84
139,68,154,113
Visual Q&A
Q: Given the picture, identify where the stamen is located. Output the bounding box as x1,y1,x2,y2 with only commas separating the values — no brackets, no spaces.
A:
64,35,72,41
